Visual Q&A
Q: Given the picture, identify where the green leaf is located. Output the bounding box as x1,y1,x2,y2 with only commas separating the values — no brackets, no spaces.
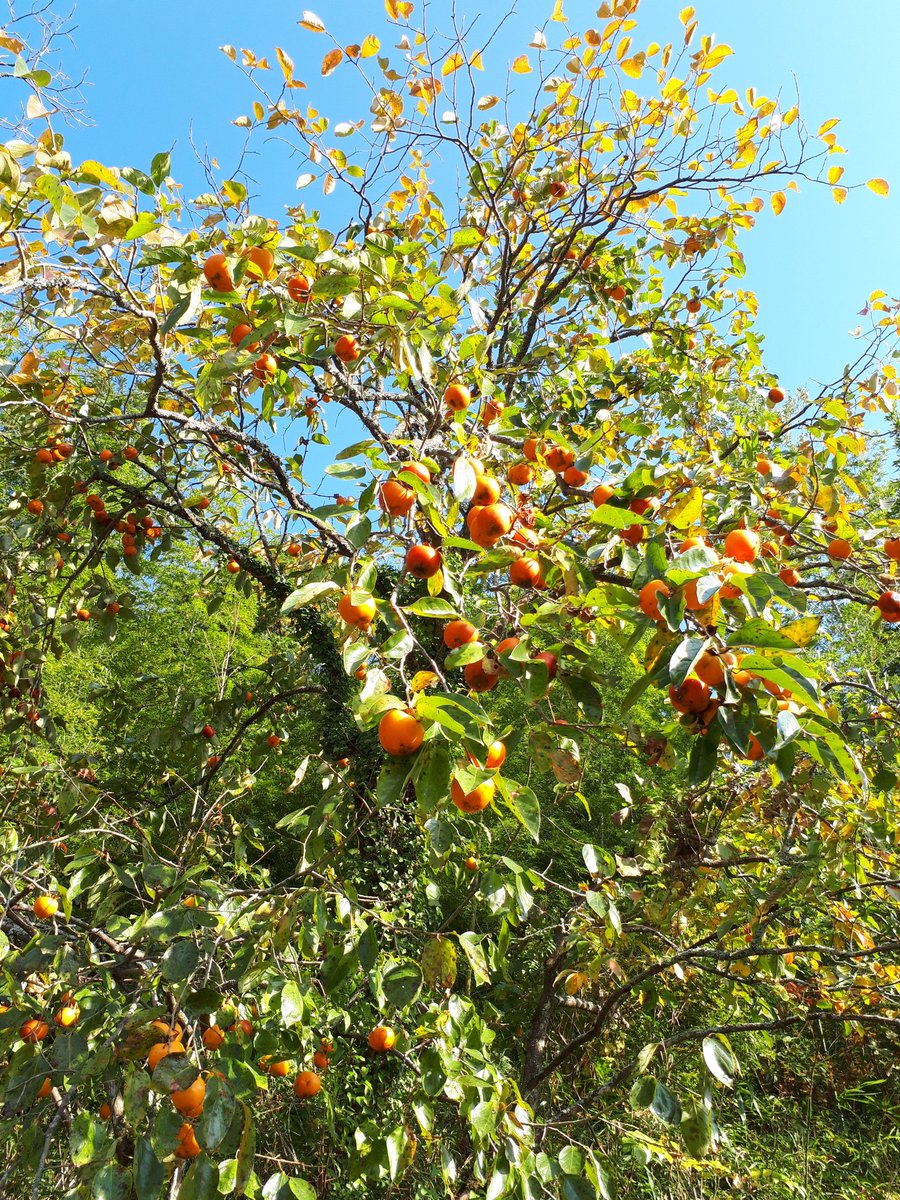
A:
630,1075,657,1109
179,1155,219,1200
92,1164,129,1200
726,619,799,650
688,731,719,785
382,960,423,1008
414,742,451,811
312,273,358,297
680,1101,712,1158
404,596,457,618
281,980,305,1026
281,580,340,614
197,1074,237,1150
497,778,540,841
160,939,199,982
470,1100,497,1138
150,151,171,186
235,1104,256,1195
70,1111,107,1167
445,641,486,669
133,1137,164,1200
702,1035,736,1086
590,504,643,530
562,1177,597,1200
650,1081,682,1125
457,932,491,984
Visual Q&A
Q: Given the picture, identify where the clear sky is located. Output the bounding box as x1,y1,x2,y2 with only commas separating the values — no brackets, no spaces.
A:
38,0,900,399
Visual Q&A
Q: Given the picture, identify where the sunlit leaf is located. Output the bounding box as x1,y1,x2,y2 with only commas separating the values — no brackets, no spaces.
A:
867,177,889,197
299,10,326,33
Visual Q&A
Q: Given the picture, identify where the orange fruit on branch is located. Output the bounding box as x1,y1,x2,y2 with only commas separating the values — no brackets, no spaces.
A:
378,709,425,757
293,1070,321,1098
405,544,442,579
33,894,58,919
338,592,376,629
203,253,234,292
451,777,495,813
367,1025,396,1052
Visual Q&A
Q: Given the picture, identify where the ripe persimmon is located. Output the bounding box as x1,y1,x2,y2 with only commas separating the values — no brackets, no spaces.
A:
203,253,233,292
226,560,241,574
171,1075,206,1118
767,386,785,404
592,483,614,507
451,777,495,813
876,590,900,622
443,382,471,411
480,398,504,424
509,557,542,588
148,1040,184,1071
20,1019,49,1043
313,1050,330,1070
368,1025,396,1052
621,524,644,546
175,1123,201,1159
562,466,589,488
443,619,478,649
54,1003,79,1028
694,649,736,689
745,735,765,761
532,650,557,680
33,894,58,919
723,529,760,563
293,1070,321,1098
338,592,376,629
405,544,442,579
335,335,360,363
230,323,259,350
668,677,711,714
543,444,575,473
464,855,479,871
779,567,800,587
244,245,275,281
37,1078,53,1100
379,478,415,516
472,475,501,506
287,274,312,301
523,437,539,462
884,538,900,562
827,538,853,560
27,498,44,515
469,503,514,547
638,579,670,621
463,660,499,692
252,353,277,382
508,463,533,487
378,709,425,756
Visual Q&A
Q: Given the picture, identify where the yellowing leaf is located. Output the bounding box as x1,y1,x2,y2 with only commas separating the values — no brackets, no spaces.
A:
469,51,484,70
79,160,123,191
385,0,414,18
551,0,567,20
867,177,890,197
321,48,344,76
817,117,839,136
585,29,601,46
409,671,439,693
771,191,786,216
666,486,703,531
679,6,695,24
299,10,326,33
620,53,645,79
477,95,499,110
832,186,848,205
704,43,732,69
827,165,844,185
512,54,532,74
782,616,821,648
276,47,294,81
361,34,380,57
442,51,463,76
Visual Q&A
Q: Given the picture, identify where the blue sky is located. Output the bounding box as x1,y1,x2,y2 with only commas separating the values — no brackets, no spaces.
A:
45,0,900,400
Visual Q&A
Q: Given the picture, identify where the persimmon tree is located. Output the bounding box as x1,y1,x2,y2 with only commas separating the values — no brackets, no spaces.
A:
1,1,900,1197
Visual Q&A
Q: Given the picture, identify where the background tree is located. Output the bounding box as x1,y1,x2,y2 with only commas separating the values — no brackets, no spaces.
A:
1,2,899,1197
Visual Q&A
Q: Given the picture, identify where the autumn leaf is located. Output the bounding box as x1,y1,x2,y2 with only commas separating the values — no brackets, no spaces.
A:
275,47,294,82
620,54,645,79
361,34,380,58
827,165,844,185
817,117,839,136
299,10,326,33
512,55,532,74
832,186,848,205
385,0,414,18
551,0,567,20
771,191,786,216
469,51,484,71
867,178,890,197
442,52,463,76
322,48,344,76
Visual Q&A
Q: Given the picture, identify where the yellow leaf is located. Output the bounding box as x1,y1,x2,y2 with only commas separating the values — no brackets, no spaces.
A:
220,44,237,61
469,51,484,71
782,105,798,126
665,486,703,531
409,671,439,693
782,616,821,648
704,43,732,69
442,51,463,76
620,54,644,79
361,34,381,57
321,48,344,76
616,37,631,61
817,117,839,136
276,47,294,81
385,0,414,18
832,187,848,205
551,0,567,20
299,10,326,32
770,191,785,216
679,6,695,23
477,95,499,110
867,177,890,197
79,160,123,191
512,54,532,74
827,165,844,185
585,29,601,46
